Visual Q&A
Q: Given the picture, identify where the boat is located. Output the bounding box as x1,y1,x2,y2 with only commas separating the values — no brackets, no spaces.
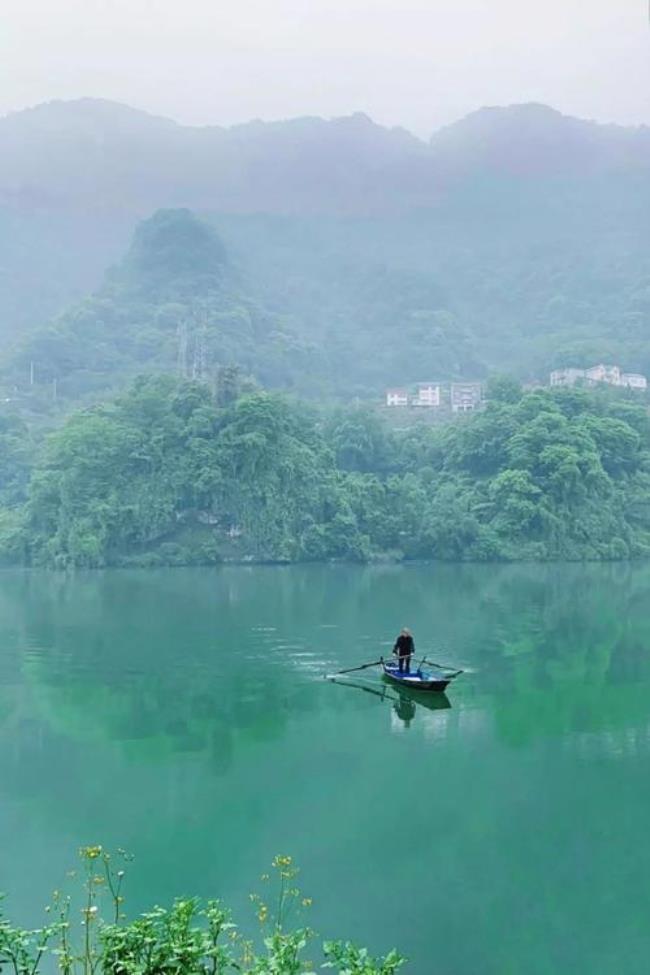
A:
381,656,462,693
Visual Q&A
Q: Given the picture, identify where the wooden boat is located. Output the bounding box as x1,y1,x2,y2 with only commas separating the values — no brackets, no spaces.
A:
381,657,462,693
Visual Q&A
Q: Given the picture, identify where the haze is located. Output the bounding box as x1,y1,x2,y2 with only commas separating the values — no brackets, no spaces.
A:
0,0,648,135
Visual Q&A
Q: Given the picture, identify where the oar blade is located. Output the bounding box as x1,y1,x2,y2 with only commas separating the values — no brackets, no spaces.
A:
334,658,383,676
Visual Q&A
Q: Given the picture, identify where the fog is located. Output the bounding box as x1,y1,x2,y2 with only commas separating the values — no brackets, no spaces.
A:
0,0,648,134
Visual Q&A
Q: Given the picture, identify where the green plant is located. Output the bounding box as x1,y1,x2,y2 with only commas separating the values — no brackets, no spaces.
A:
0,849,404,975
100,899,235,975
323,943,404,975
0,898,61,975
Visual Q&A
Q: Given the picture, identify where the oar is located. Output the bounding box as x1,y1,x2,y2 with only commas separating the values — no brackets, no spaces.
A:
329,658,384,676
422,656,464,677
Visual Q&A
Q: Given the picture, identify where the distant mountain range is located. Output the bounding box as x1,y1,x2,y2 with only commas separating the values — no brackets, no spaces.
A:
1,97,650,215
1,98,649,395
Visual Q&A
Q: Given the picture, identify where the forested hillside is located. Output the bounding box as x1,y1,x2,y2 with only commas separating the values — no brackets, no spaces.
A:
2,209,324,402
0,99,649,569
3,207,481,402
5,200,650,403
2,377,649,567
1,99,649,387
213,205,650,385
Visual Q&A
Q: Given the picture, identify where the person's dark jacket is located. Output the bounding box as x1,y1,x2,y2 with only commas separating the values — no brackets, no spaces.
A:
394,634,415,657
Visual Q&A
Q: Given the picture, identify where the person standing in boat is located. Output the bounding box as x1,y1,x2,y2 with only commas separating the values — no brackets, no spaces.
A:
393,627,415,674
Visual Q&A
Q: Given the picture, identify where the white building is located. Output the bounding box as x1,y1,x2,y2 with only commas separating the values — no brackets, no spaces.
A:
386,388,409,407
412,383,441,407
549,364,648,392
621,373,648,391
550,368,586,387
451,382,482,413
585,364,621,386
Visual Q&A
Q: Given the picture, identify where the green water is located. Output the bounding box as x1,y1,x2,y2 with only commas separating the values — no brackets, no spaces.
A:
2,563,650,973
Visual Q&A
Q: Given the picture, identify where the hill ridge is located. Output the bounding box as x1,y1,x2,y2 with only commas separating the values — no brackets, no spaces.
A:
2,96,647,141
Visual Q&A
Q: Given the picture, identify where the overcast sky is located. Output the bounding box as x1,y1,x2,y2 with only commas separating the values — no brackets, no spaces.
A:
0,0,648,136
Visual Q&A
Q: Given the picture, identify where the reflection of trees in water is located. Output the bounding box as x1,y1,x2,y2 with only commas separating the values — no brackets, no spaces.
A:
23,664,322,776
289,560,650,748
454,563,650,747
2,569,327,760
4,564,650,971
3,562,650,778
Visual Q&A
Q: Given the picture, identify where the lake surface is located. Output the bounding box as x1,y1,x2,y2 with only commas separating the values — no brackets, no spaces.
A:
2,563,650,973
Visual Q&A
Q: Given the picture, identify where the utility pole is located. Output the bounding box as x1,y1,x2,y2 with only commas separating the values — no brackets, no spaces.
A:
191,331,199,380
29,361,34,386
191,310,209,382
177,321,188,378
198,322,207,382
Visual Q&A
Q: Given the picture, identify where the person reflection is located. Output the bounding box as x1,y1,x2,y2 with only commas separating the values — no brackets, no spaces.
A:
393,691,417,728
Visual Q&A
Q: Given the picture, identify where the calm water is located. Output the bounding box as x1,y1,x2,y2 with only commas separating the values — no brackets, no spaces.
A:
2,563,650,973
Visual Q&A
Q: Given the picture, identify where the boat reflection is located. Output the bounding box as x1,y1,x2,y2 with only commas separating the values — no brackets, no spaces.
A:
327,675,450,728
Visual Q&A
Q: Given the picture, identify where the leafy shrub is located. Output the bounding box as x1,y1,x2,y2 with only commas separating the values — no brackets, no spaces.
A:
0,848,404,975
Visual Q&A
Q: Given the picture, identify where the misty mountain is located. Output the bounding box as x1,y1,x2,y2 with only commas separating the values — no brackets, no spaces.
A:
6,201,650,411
2,209,323,402
0,98,427,215
2,97,650,216
3,207,479,404
430,102,650,177
1,98,649,393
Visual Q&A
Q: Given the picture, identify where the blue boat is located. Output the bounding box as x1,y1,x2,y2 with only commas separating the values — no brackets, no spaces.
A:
381,657,462,693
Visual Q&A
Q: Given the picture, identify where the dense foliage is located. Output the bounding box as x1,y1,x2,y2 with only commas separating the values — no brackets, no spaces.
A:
2,375,649,568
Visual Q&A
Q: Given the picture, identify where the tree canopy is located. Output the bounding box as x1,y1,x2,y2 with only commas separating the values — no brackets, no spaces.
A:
2,377,648,568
